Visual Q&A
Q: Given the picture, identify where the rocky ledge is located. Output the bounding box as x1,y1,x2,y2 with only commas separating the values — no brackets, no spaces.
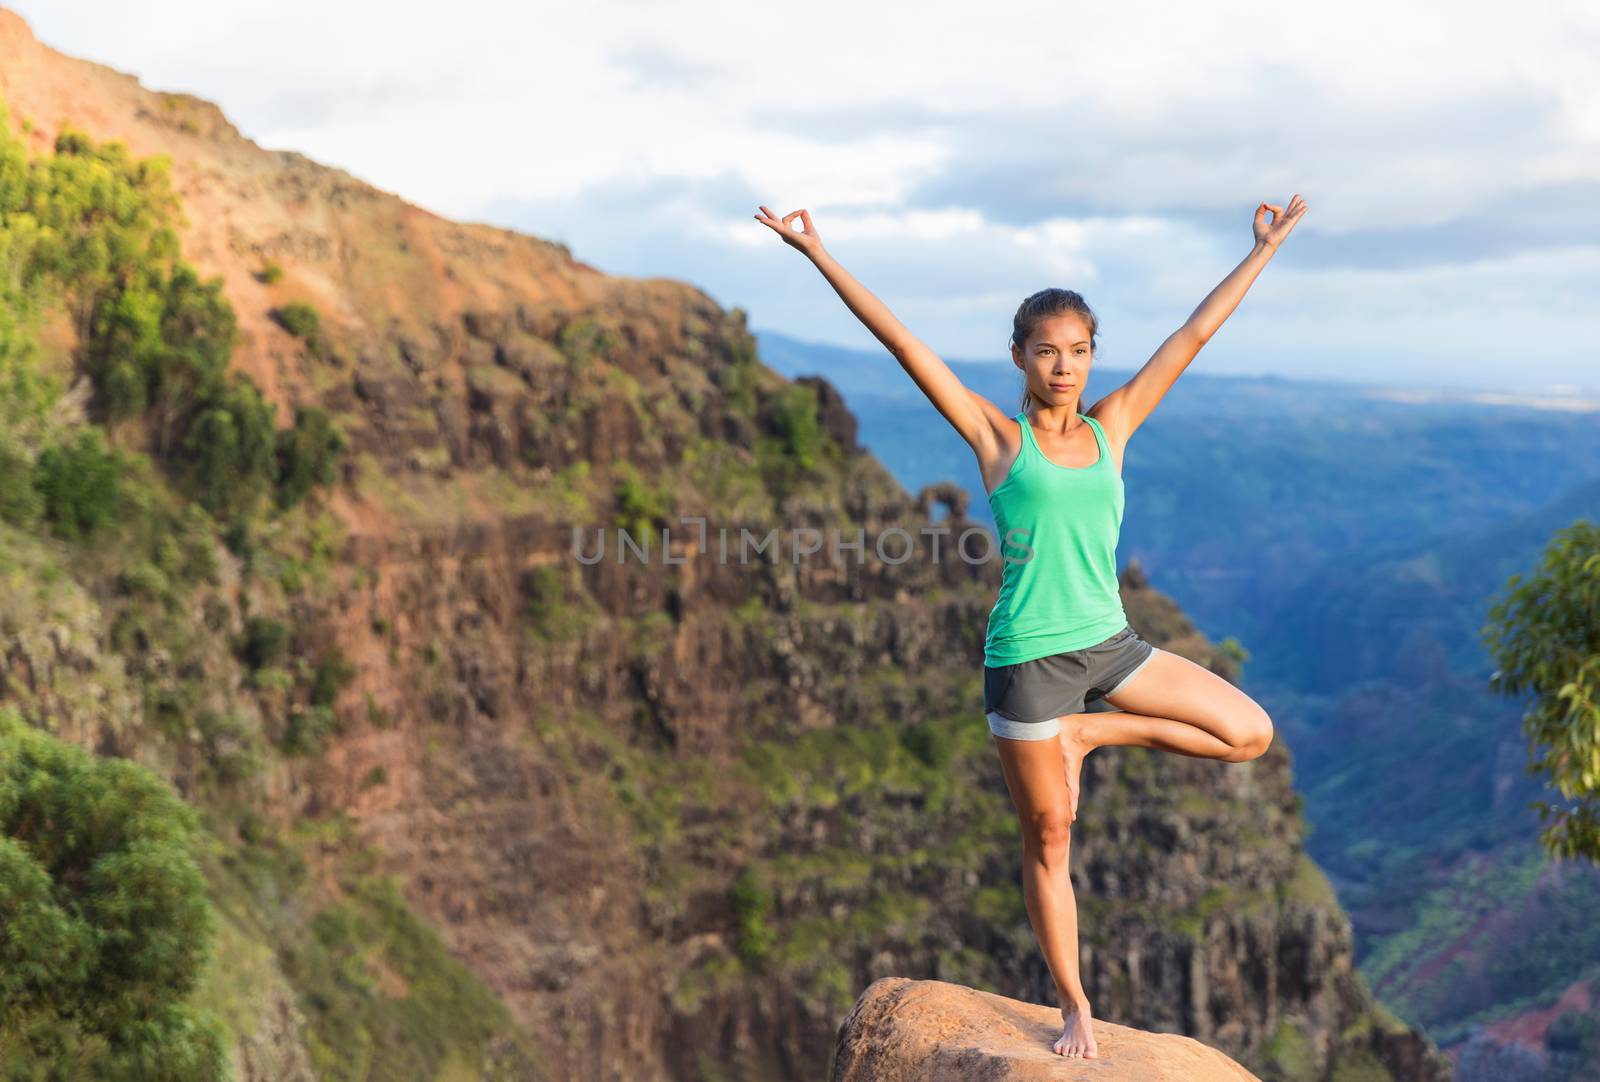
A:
831,977,1261,1081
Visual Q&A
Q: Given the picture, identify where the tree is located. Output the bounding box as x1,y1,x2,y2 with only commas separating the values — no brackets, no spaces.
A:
1481,520,1600,863
0,708,229,1078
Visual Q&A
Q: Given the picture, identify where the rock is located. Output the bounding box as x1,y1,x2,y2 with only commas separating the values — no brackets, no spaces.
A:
831,978,1260,1082
796,373,861,454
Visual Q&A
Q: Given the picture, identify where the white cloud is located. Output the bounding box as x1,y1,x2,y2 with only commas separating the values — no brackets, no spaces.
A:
9,0,1599,390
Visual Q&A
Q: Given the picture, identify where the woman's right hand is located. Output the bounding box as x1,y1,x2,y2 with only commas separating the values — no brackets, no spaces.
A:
754,205,823,257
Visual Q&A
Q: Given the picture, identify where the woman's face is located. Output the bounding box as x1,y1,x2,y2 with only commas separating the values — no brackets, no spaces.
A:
1012,312,1093,405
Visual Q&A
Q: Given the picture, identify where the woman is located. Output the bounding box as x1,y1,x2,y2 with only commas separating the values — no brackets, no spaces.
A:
755,194,1307,1059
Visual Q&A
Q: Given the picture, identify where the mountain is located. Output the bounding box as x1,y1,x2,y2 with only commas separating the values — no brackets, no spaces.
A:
0,9,1447,1080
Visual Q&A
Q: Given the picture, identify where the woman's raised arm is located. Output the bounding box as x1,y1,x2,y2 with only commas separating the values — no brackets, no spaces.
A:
754,205,1002,453
1093,194,1309,442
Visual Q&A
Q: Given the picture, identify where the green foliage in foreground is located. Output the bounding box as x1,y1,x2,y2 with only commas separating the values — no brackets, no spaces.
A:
1483,519,1600,863
0,709,229,1080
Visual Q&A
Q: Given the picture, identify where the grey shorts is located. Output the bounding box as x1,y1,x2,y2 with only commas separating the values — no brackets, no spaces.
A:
983,624,1159,741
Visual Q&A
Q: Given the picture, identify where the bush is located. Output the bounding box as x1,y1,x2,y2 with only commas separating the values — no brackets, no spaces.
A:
729,867,774,969
763,383,826,471
282,705,340,757
255,261,284,285
185,379,278,519
237,616,290,671
0,448,42,528
33,429,122,539
0,117,336,525
557,315,616,372
275,406,345,509
717,349,761,417
310,646,356,708
0,708,228,1078
611,462,671,540
271,301,321,342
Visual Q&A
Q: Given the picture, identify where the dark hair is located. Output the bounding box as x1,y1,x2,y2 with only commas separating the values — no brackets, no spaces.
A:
1008,288,1099,414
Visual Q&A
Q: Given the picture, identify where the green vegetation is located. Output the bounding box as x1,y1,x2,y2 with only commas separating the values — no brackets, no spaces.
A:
236,615,290,671
282,868,523,1079
0,108,342,526
520,564,595,643
32,427,123,538
611,460,673,540
310,645,356,707
1547,1007,1600,1081
523,681,1021,1019
731,711,1019,1012
271,300,320,341
764,382,826,471
0,708,229,1079
1278,851,1339,908
185,379,277,519
204,819,546,1081
274,646,355,758
0,98,400,1073
1328,1046,1395,1082
1258,1018,1317,1079
717,336,762,417
729,867,775,969
1171,885,1236,942
1356,845,1600,1040
1482,519,1600,862
254,261,284,285
753,381,841,499
1217,635,1250,668
557,314,617,373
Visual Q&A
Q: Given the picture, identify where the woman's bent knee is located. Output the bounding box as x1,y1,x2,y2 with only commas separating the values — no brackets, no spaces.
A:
1026,815,1073,863
1226,709,1274,762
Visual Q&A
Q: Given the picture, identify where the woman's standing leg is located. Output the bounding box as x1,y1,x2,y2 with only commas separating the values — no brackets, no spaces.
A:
992,731,1100,1059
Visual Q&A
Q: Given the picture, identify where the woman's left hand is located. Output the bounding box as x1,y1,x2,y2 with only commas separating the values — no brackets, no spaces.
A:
1254,194,1308,251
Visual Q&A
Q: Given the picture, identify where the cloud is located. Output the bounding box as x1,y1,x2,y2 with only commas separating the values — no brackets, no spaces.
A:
8,0,1598,391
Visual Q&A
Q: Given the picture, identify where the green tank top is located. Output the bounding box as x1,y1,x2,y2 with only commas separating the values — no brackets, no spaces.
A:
984,410,1128,666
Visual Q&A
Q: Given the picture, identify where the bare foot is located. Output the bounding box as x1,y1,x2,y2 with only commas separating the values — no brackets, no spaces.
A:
1057,719,1094,821
1055,998,1099,1057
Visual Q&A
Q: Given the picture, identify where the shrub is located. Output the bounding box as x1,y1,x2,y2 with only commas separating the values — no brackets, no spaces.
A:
764,383,826,471
520,565,594,642
275,406,345,509
282,705,340,757
0,448,42,527
717,349,761,417
33,429,122,539
310,646,356,708
0,114,339,538
184,378,278,519
271,301,321,342
611,461,671,539
729,867,774,969
237,616,290,671
557,315,616,372
0,708,228,1078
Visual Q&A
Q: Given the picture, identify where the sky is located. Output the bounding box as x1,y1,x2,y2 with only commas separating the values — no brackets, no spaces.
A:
9,0,1600,394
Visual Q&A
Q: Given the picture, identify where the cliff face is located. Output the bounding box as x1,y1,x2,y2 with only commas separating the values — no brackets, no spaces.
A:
0,9,1448,1081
